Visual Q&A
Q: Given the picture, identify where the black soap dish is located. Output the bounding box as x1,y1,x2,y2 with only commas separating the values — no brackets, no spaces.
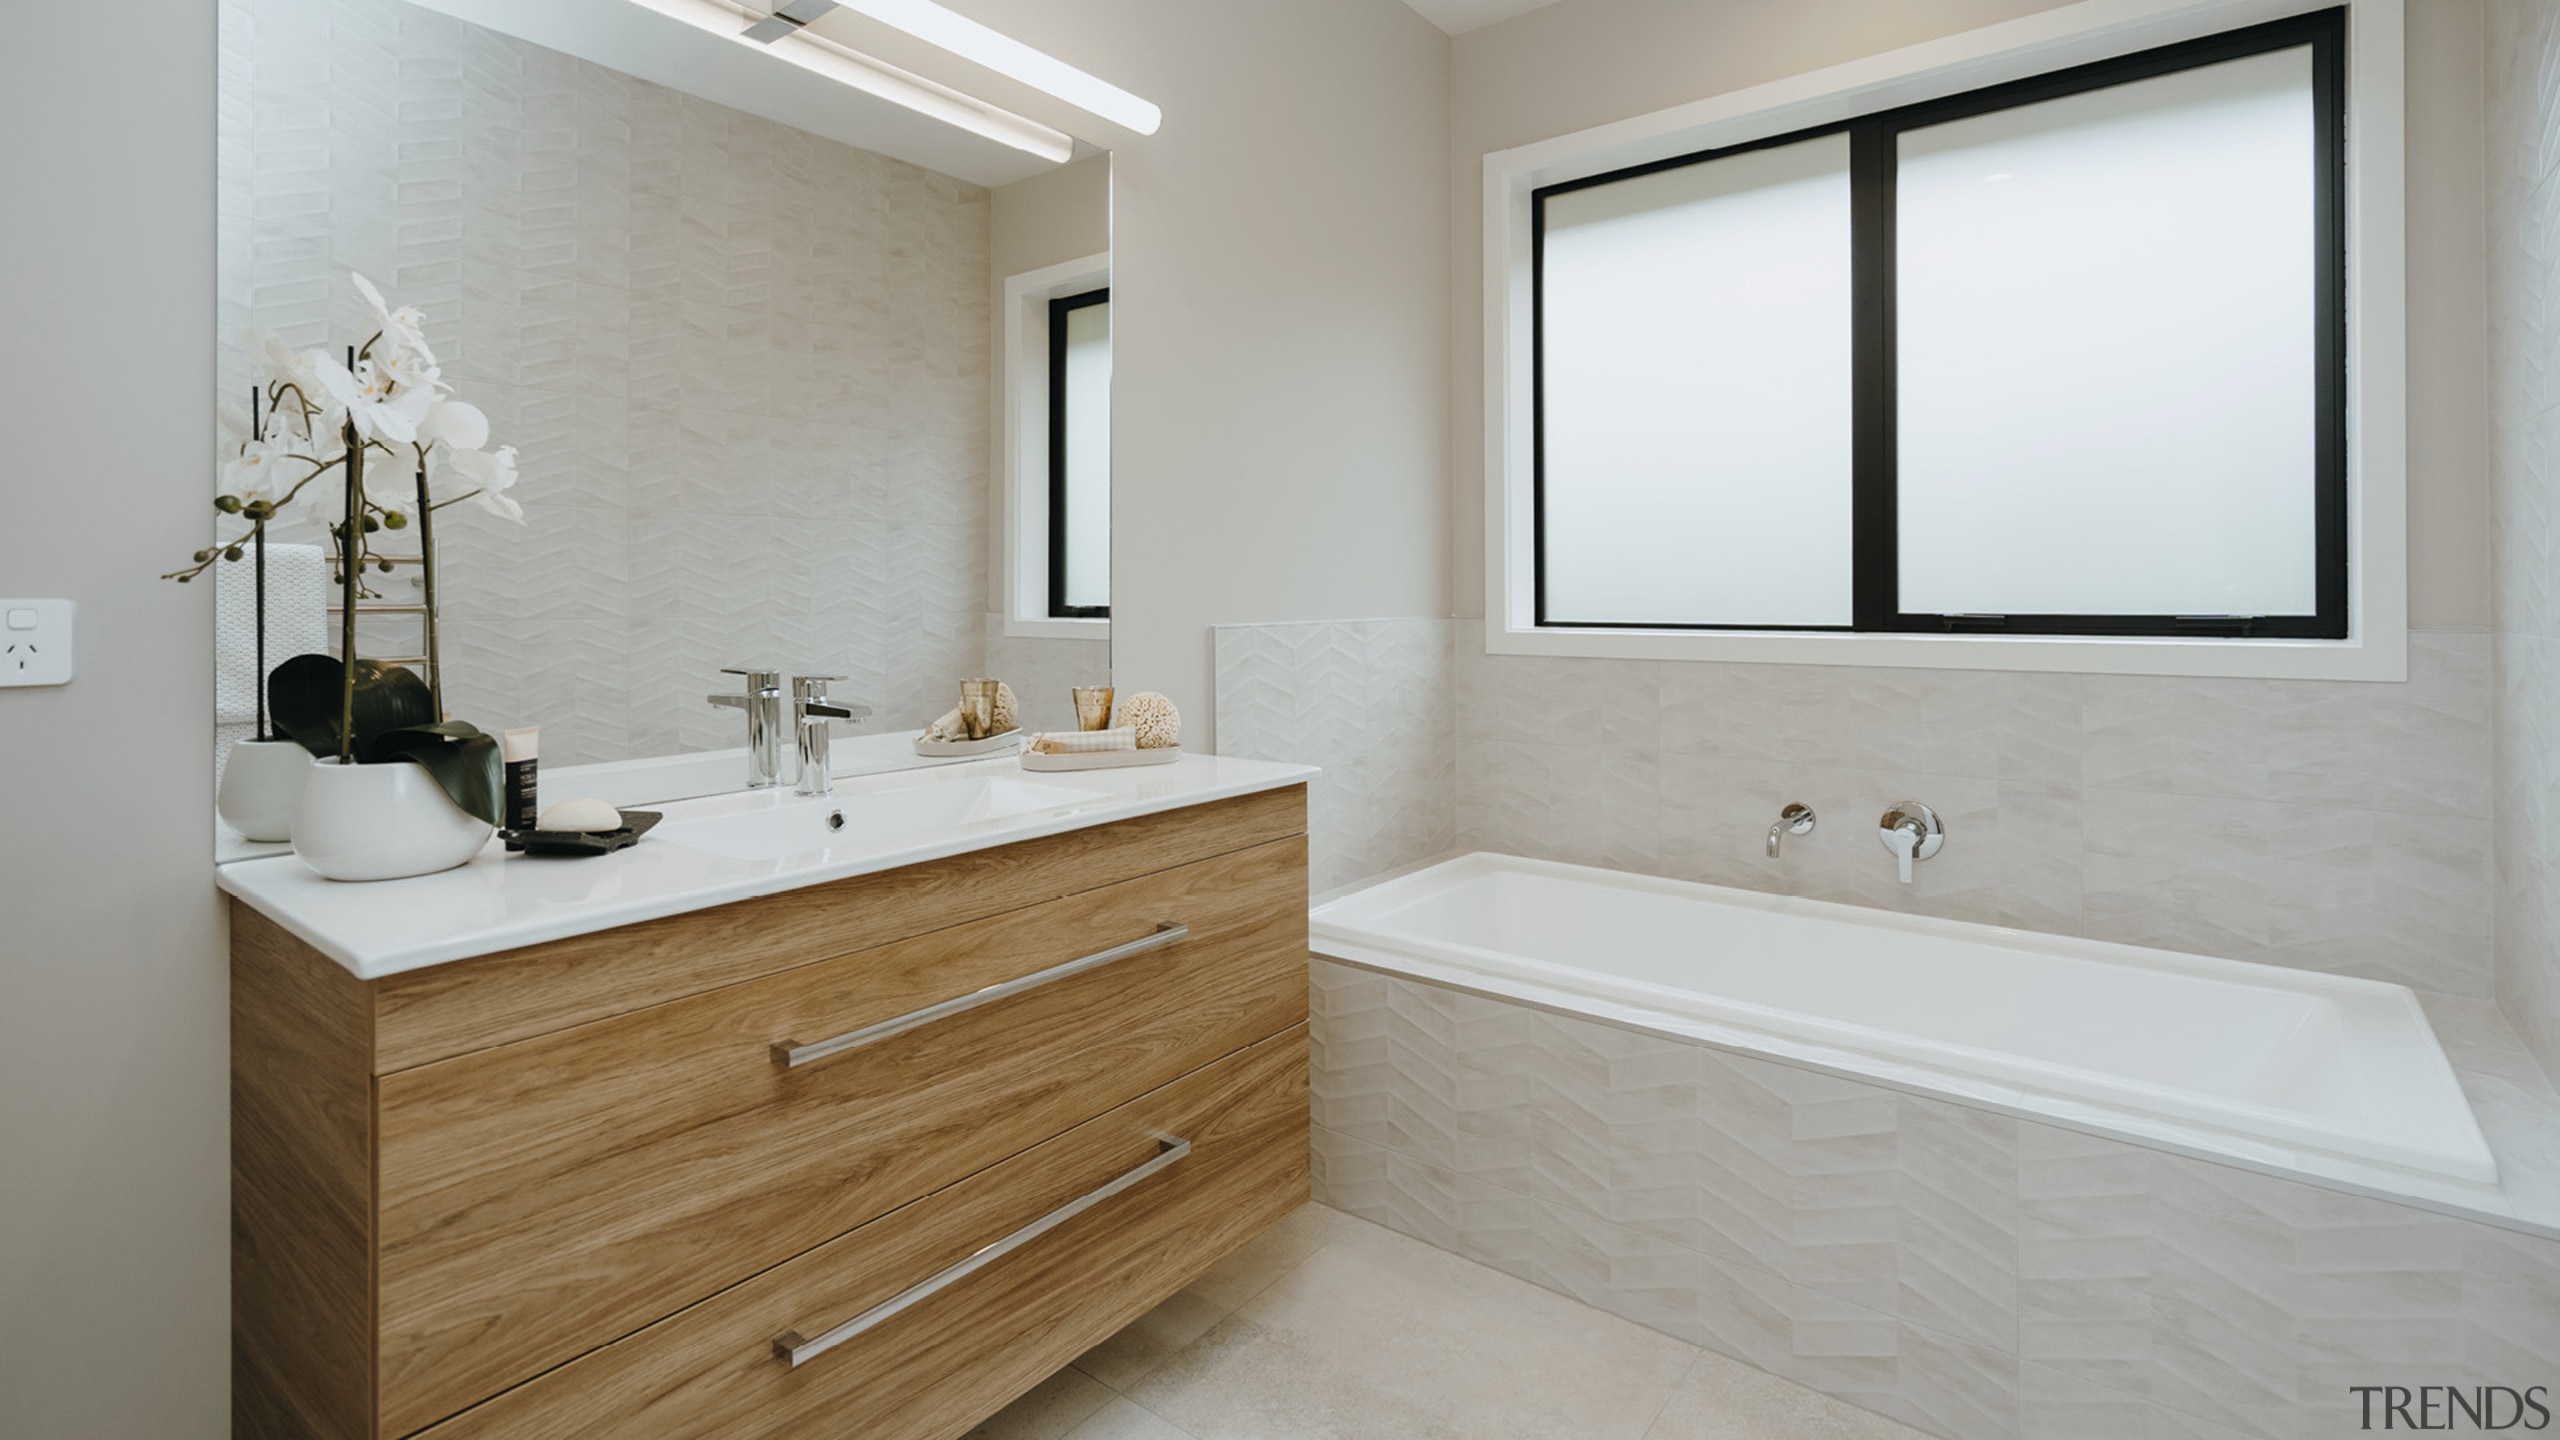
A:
503,809,662,858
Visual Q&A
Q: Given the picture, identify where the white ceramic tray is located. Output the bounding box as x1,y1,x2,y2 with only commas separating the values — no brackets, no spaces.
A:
1020,746,1182,772
913,729,1023,757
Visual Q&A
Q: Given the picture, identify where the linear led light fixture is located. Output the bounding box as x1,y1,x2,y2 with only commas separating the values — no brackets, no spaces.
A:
624,0,1074,162
750,0,1161,136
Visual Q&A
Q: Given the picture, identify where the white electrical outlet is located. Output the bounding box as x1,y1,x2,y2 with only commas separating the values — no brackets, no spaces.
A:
0,599,74,687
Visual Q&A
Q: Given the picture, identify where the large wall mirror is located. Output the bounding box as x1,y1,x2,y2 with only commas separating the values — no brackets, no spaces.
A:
211,0,1113,859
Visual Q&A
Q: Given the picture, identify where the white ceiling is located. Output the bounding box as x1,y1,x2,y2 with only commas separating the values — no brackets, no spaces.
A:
1400,0,1569,36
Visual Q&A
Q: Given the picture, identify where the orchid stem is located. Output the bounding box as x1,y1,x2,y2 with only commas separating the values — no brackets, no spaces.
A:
253,384,269,742
254,518,268,742
338,388,361,766
414,460,442,718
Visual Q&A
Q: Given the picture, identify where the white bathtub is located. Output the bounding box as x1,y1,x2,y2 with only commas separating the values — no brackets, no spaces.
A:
1310,853,2498,1193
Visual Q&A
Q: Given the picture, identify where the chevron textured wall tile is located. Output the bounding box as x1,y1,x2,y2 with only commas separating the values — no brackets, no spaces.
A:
1213,618,1458,893
1310,963,2560,1440
223,0,998,761
1456,630,2493,995
2491,0,2560,1080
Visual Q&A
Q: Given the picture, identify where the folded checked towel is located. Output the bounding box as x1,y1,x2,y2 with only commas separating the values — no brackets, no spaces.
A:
216,542,327,725
1027,727,1137,754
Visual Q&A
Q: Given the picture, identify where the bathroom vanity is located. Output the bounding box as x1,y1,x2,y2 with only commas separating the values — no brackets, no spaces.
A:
223,760,1314,1440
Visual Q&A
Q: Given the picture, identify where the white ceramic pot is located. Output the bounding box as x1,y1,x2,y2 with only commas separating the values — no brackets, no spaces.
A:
292,758,495,882
217,738,314,843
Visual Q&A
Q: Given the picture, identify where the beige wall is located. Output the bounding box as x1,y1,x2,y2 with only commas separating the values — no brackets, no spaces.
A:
1447,0,2493,631
959,0,1454,750
0,6,1453,1428
982,155,1115,735
990,154,1113,296
2409,0,2493,628
0,1,230,1435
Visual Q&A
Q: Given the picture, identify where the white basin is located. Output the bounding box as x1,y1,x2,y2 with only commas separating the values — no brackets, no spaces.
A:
653,771,1107,864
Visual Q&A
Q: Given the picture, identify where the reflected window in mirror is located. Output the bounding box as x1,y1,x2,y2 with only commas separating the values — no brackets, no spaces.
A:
1002,250,1111,640
1048,288,1112,619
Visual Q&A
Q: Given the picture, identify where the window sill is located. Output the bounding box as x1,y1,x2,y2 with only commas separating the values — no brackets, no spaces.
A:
1486,619,2408,682
1003,615,1111,642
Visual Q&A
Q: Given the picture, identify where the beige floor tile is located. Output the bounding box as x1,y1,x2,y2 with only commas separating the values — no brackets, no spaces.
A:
967,1364,1119,1440
1644,1351,1931,1440
1126,1211,1696,1440
1182,1201,1372,1312
1075,1284,1238,1391
1064,1398,1198,1439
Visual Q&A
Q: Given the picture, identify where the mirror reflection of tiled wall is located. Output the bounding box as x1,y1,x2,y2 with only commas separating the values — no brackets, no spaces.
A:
218,0,990,766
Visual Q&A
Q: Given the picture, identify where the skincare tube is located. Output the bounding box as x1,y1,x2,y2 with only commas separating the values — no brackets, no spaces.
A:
503,726,540,832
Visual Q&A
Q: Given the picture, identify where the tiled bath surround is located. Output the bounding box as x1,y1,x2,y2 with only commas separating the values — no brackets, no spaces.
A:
1310,960,2560,1440
1453,634,2498,999
220,0,994,765
1210,618,2496,998
2490,0,2560,1078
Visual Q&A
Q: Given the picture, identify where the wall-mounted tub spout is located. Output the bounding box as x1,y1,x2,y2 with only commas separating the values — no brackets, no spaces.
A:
1767,803,1815,858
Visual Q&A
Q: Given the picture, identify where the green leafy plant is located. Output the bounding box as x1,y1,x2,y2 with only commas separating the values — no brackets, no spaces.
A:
267,654,503,827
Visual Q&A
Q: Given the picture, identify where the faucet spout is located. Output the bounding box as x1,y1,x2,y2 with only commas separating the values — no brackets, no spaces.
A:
1767,803,1815,858
709,667,787,789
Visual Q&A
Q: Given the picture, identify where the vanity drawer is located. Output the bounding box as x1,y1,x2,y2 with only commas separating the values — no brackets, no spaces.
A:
372,836,1308,1439
416,1026,1309,1440
372,786,1308,1071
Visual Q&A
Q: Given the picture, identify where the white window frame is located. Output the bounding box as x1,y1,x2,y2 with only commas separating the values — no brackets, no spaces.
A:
1483,0,2406,680
1001,251,1112,640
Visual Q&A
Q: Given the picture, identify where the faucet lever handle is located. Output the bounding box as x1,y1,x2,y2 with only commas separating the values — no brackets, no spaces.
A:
721,665,783,692
793,674,848,699
1876,802,1944,886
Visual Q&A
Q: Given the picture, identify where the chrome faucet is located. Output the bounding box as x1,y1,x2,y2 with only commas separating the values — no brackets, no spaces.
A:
793,675,873,797
1767,803,1815,858
1878,801,1945,884
708,666,787,789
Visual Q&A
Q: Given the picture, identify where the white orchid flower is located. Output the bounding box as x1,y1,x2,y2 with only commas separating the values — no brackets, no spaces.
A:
351,272,438,371
219,432,312,513
314,351,435,445
244,328,337,437
416,398,490,452
431,443,524,523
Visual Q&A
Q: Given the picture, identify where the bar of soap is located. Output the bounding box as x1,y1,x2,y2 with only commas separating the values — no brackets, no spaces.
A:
537,797,623,833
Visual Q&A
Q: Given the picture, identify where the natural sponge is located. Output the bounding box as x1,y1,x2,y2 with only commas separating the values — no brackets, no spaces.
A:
1118,690,1180,749
991,681,1019,734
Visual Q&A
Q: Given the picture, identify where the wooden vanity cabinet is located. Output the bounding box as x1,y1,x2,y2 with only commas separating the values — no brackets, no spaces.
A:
232,785,1311,1440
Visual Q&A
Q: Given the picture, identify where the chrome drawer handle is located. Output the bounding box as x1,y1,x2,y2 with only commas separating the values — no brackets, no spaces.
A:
771,1135,1193,1368
770,922,1189,1069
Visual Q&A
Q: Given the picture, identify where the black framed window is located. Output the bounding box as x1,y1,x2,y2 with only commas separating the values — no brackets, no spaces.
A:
1531,9,2346,639
1048,286,1112,619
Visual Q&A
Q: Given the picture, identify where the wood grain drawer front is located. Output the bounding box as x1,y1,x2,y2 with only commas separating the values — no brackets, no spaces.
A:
371,785,1308,1072
372,835,1308,1439
418,1025,1310,1440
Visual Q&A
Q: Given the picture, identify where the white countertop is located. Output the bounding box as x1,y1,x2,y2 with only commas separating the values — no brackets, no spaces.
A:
216,752,1318,980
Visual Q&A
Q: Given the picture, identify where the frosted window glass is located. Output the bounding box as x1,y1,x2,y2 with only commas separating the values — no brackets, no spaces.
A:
1540,135,1855,627
1060,298,1111,611
1895,47,2319,617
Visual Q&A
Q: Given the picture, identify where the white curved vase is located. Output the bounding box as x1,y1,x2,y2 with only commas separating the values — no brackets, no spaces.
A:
293,758,494,882
217,738,314,843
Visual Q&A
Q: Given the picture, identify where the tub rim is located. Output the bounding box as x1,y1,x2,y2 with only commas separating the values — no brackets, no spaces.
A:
1310,851,2513,1216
